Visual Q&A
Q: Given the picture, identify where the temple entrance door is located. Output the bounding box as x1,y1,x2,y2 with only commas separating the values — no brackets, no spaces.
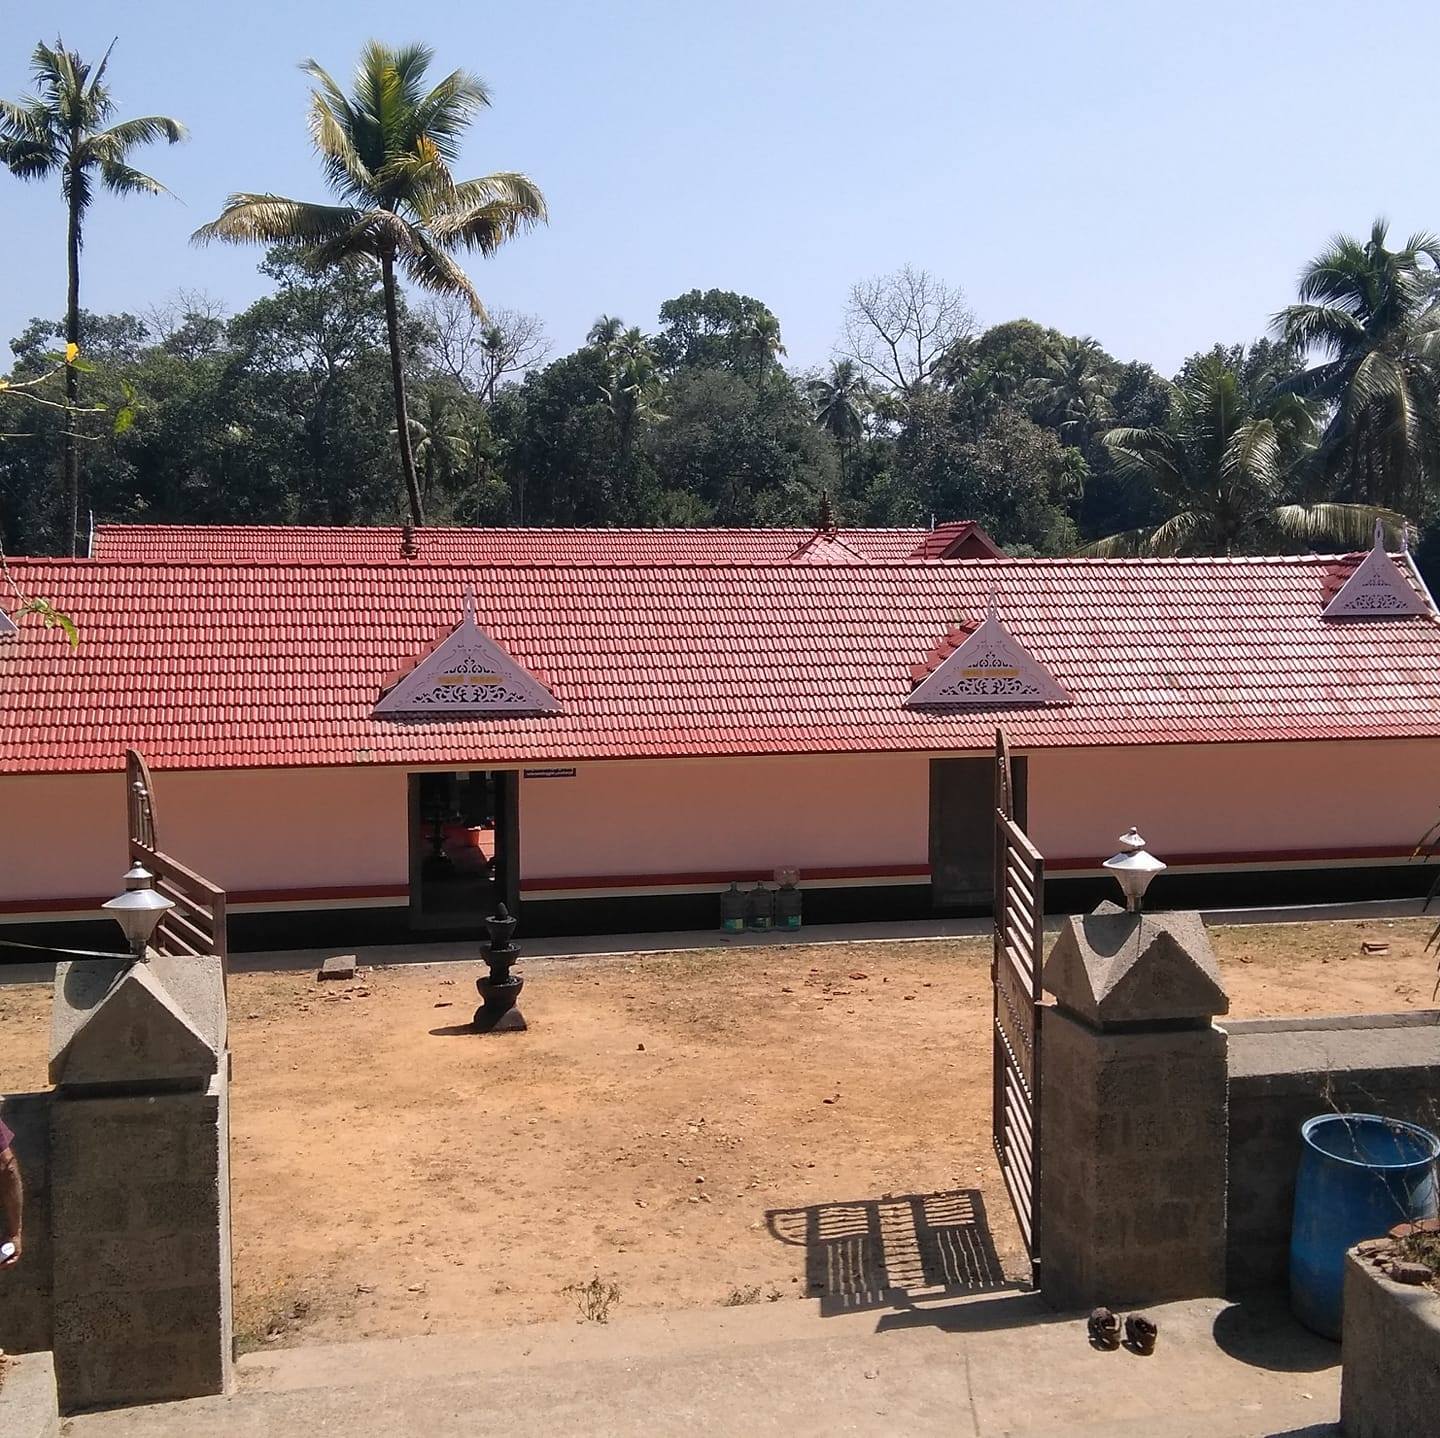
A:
408,771,519,930
929,756,1026,911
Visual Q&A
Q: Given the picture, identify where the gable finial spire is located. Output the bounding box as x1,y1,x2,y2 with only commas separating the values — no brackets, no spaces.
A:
463,587,477,625
818,488,836,536
1374,518,1386,552
986,586,999,623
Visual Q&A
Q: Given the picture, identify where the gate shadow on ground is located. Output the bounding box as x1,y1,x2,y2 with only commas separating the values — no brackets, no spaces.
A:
765,1187,1014,1318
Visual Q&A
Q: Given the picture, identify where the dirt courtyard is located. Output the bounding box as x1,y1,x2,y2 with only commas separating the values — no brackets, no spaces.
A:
0,916,1435,1350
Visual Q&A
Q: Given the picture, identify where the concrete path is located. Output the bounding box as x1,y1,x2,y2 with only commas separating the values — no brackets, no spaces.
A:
68,1290,1341,1437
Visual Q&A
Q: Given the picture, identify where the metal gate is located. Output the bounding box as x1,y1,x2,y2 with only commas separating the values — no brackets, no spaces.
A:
992,730,1044,1283
125,747,228,967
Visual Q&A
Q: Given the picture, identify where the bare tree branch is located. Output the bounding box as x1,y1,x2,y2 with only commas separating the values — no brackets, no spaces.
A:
424,295,550,403
840,264,975,399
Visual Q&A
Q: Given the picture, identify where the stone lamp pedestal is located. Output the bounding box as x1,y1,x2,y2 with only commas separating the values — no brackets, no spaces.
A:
474,904,526,1033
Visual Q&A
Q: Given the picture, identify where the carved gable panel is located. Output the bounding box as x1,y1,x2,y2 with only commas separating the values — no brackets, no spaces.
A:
374,591,560,718
1323,524,1428,619
906,601,1068,708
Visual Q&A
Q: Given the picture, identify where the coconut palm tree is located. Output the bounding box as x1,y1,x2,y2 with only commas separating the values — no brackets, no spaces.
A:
806,360,872,486
1027,335,1113,444
0,38,185,554
594,326,665,460
393,386,473,504
1277,220,1440,511
1082,355,1406,556
195,41,545,527
738,310,786,382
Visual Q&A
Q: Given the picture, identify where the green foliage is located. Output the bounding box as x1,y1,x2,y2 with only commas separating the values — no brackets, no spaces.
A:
1277,220,1440,514
655,289,785,376
1084,353,1405,556
10,211,1440,566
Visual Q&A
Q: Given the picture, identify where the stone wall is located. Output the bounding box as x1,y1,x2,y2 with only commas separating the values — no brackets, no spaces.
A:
0,1091,52,1355
1341,1250,1440,1437
1225,1011,1440,1293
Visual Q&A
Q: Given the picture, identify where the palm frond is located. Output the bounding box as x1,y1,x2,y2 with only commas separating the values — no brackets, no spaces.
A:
87,114,187,155
408,68,491,160
400,229,483,311
427,174,547,253
192,195,363,246
444,171,548,222
1073,527,1142,559
1143,510,1204,556
1223,418,1282,497
1269,502,1407,548
98,161,170,198
307,88,374,201
1277,302,1366,356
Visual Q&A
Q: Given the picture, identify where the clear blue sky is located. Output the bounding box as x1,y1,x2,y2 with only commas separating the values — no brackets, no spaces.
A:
3,0,1437,377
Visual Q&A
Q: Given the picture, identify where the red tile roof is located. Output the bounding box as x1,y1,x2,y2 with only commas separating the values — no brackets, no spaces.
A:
2,555,1438,774
90,523,1000,564
906,522,1004,559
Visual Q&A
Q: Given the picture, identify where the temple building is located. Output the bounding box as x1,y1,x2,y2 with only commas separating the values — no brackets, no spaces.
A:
2,522,1439,948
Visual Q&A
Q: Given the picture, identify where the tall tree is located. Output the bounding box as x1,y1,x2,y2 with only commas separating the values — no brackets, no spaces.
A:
592,324,665,460
1026,334,1114,444
0,37,185,554
653,290,782,375
425,293,548,403
194,40,545,527
1277,220,1440,511
842,264,975,399
806,359,871,488
1084,354,1404,556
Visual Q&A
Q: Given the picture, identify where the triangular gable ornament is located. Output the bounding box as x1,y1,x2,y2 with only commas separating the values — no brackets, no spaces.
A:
1322,521,1428,619
0,609,16,637
906,592,1069,708
374,590,561,717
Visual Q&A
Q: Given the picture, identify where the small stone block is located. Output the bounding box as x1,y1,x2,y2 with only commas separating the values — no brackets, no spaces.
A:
1388,1260,1434,1285
319,955,356,981
1389,1222,1417,1240
1356,1239,1393,1258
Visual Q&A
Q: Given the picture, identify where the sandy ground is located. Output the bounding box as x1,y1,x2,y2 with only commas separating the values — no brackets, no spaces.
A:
0,915,1435,1351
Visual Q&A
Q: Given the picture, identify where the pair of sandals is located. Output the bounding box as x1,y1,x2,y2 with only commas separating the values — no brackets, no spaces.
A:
1087,1308,1157,1354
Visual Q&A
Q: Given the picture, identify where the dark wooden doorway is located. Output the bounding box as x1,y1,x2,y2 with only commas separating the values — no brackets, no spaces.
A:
408,771,519,930
929,756,1026,911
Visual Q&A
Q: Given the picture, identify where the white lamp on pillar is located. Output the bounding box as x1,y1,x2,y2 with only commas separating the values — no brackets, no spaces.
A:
1102,828,1166,912
101,863,174,961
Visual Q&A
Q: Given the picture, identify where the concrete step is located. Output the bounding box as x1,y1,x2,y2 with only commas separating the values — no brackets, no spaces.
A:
66,1291,1341,1437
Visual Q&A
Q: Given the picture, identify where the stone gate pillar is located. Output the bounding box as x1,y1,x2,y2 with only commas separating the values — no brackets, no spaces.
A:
1038,906,1229,1311
47,952,232,1411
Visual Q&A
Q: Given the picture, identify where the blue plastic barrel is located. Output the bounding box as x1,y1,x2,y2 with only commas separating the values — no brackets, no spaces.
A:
1289,1113,1440,1339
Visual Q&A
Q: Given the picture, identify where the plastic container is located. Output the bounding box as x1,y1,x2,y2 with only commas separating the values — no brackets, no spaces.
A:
1289,1112,1440,1339
774,879,802,930
746,884,773,931
719,882,746,933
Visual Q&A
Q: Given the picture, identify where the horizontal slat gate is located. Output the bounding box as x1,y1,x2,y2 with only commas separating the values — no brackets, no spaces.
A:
126,748,228,970
992,731,1043,1284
